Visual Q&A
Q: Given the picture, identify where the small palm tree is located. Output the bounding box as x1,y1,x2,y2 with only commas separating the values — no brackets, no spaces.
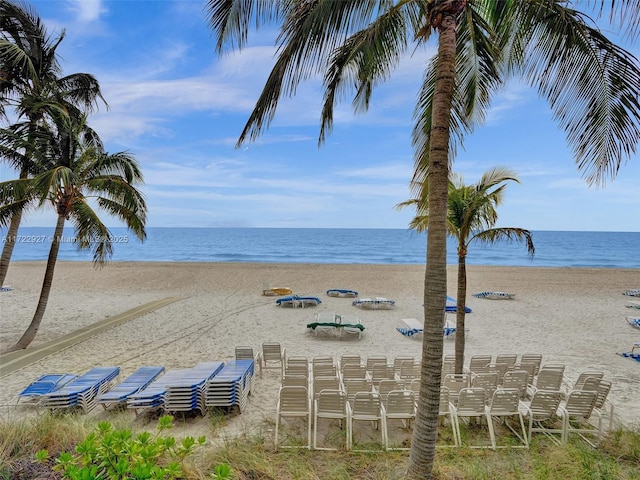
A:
0,114,146,352
398,167,534,373
0,0,106,287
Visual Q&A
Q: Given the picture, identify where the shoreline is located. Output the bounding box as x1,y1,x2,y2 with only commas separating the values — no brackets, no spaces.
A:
1,261,639,435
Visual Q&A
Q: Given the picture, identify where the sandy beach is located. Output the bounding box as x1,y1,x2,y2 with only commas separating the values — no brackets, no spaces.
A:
0,261,638,439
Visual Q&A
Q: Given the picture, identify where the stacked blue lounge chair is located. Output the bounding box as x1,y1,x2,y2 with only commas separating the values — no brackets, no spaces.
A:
95,366,165,409
164,362,224,415
18,373,77,405
40,367,120,413
204,359,254,412
127,369,190,415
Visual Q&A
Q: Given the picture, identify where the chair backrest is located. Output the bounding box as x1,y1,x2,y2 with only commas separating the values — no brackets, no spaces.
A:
471,372,499,399
564,390,597,419
282,374,308,388
287,355,309,367
456,387,487,414
235,346,254,361
316,389,348,416
278,386,309,413
366,355,388,373
393,356,414,374
468,355,492,374
486,363,509,381
340,354,361,368
313,363,337,379
528,390,562,421
371,364,396,385
312,355,334,366
439,386,451,415
441,360,455,376
489,388,520,414
342,363,366,379
409,378,421,399
386,390,416,416
513,362,536,385
495,354,517,368
502,370,529,398
284,363,309,378
399,361,421,380
573,371,604,390
594,379,612,409
345,378,372,401
352,391,383,419
377,379,405,400
443,354,456,363
263,342,283,362
535,368,563,391
313,376,340,399
443,374,470,395
520,354,542,375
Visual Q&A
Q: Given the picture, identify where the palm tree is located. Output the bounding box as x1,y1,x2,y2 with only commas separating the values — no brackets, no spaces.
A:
398,167,535,373
205,1,640,477
0,0,106,287
0,113,147,352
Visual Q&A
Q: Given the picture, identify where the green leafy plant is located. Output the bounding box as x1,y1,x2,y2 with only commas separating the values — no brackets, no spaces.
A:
37,415,206,479
210,462,231,479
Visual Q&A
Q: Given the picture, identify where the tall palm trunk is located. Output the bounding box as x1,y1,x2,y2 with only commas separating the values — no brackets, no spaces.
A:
0,210,22,287
455,249,467,374
6,213,65,352
407,12,457,480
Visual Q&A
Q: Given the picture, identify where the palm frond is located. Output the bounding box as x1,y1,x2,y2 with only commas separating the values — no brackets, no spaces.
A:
471,227,535,257
319,2,417,143
512,0,640,185
68,200,113,264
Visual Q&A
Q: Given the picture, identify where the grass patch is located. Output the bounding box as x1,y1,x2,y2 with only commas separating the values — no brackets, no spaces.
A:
1,414,639,479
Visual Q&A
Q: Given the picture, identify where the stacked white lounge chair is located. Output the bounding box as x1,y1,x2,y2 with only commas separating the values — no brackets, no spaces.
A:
40,366,120,413
204,359,254,412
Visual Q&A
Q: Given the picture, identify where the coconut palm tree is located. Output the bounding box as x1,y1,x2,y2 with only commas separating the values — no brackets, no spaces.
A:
398,167,535,373
205,1,640,477
0,0,106,288
0,113,146,352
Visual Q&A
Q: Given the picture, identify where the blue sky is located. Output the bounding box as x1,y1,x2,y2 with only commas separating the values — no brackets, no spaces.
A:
2,0,639,231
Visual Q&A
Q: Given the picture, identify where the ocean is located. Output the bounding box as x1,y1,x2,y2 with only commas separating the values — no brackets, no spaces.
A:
3,227,639,269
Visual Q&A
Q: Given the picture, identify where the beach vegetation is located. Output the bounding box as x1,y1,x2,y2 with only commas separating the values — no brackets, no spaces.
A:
1,413,640,479
0,111,147,352
397,167,534,373
204,1,640,477
0,0,106,288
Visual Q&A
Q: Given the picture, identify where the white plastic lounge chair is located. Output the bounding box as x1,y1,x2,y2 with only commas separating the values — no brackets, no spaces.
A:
471,373,499,401
96,366,165,410
282,374,309,388
365,355,388,374
527,367,564,398
522,389,563,444
257,342,286,377
384,390,416,450
520,354,543,376
235,346,255,361
349,392,387,451
344,378,372,405
276,295,321,308
437,386,459,447
442,374,471,405
450,387,493,448
487,388,529,449
623,289,640,297
313,389,351,450
352,297,395,310
275,386,312,449
375,379,405,403
495,354,518,370
370,364,397,387
502,370,529,399
341,363,367,382
466,355,492,375
339,354,361,369
559,390,599,445
398,361,421,381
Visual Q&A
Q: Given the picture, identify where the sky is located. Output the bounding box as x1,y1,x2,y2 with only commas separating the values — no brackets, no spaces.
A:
1,0,639,231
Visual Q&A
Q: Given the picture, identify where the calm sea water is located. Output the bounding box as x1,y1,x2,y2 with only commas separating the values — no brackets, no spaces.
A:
3,227,640,268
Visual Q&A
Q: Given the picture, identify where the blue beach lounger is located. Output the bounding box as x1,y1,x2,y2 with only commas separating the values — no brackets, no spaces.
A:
95,366,165,409
18,373,77,404
40,366,120,413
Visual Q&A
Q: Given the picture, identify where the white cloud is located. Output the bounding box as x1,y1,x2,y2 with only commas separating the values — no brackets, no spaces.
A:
67,0,107,22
